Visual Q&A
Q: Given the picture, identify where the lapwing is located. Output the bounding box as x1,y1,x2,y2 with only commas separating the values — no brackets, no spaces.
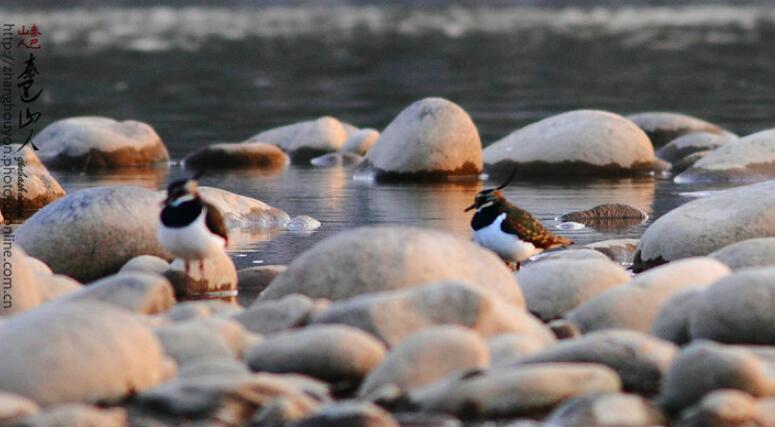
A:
466,171,573,270
158,171,228,281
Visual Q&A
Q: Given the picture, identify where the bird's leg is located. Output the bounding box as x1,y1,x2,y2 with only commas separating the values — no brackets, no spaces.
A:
516,262,521,271
199,259,205,287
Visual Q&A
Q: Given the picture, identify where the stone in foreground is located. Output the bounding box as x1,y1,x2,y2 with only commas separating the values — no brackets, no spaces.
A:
0,301,173,405
709,237,775,270
259,226,523,307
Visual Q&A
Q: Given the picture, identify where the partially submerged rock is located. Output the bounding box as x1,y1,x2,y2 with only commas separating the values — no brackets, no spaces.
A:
310,152,363,167
676,128,775,183
32,116,170,169
197,186,290,228
342,128,380,155
558,203,647,232
584,239,640,265
0,301,173,405
483,110,655,177
355,97,482,181
633,180,775,271
245,116,352,163
655,131,733,163
626,112,730,148
183,142,289,170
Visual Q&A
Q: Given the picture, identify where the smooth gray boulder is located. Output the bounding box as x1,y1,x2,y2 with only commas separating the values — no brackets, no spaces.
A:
245,116,353,163
355,97,482,181
633,180,775,271
567,257,730,333
627,112,731,148
676,128,775,184
31,116,169,169
259,226,523,307
709,237,775,270
234,294,315,335
651,289,703,345
484,110,655,177
655,131,733,163
516,330,678,395
67,272,175,314
658,341,775,415
310,281,553,347
359,326,489,397
342,128,380,155
690,267,775,344
244,325,386,384
411,363,621,419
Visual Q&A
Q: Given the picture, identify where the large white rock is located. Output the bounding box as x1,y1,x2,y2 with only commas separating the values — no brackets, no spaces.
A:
0,301,173,405
16,185,288,282
245,116,352,163
633,180,775,271
356,97,482,181
676,129,775,183
31,116,169,169
483,110,655,177
259,226,523,307
627,112,731,148
709,237,775,270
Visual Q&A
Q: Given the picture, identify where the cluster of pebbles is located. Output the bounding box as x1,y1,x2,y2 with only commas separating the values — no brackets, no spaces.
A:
3,97,775,426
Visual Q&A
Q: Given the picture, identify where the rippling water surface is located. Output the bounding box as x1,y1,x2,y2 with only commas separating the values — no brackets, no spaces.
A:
7,2,775,269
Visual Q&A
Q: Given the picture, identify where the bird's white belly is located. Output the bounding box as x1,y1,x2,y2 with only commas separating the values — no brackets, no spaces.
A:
157,212,226,260
473,213,542,262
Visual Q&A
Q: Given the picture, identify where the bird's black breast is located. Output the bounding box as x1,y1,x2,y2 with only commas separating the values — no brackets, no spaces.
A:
471,205,503,231
160,199,204,228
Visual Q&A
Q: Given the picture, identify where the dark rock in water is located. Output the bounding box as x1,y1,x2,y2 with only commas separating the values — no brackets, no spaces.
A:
310,152,363,167
655,131,733,163
236,265,287,306
184,142,289,170
32,116,170,169
675,128,775,184
559,203,647,232
626,112,731,148
355,97,483,182
244,116,354,164
484,110,656,178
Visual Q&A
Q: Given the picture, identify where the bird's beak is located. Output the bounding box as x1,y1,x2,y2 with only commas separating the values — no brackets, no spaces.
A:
464,203,477,212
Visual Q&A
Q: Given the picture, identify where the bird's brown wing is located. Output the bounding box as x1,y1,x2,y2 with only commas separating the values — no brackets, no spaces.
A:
202,200,229,245
501,206,573,249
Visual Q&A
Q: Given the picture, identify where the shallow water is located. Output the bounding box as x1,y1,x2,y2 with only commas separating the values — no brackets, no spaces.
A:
7,2,775,269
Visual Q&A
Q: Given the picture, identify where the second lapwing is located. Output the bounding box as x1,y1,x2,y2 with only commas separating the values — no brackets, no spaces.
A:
466,172,573,270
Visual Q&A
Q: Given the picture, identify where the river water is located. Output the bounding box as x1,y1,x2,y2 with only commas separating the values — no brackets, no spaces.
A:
5,2,773,269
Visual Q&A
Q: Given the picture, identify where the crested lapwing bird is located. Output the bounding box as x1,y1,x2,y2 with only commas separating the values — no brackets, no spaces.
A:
158,171,228,281
465,171,573,270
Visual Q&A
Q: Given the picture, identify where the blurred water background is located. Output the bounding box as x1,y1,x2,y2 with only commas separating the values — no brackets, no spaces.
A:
3,1,774,268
